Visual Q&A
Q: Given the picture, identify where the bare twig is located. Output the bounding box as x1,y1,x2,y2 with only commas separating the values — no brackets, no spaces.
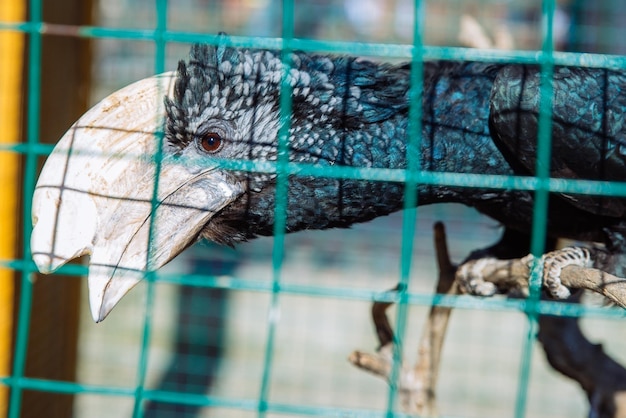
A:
412,222,459,415
459,14,494,49
349,222,459,416
459,14,514,50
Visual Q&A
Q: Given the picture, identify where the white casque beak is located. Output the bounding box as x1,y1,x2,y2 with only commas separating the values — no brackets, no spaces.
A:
31,72,243,322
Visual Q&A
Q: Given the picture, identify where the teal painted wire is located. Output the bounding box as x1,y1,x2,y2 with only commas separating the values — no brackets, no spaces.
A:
257,1,295,416
530,1,557,296
7,20,626,68
8,1,43,417
2,257,626,320
514,1,557,417
6,121,626,196
15,132,626,194
384,1,426,416
5,133,626,198
0,374,462,418
131,1,169,417
0,142,53,154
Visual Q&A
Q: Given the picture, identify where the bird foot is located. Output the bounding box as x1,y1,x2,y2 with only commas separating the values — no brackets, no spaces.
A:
528,247,593,299
456,246,594,299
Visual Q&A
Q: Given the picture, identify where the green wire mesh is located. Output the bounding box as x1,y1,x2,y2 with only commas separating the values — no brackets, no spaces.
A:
3,1,626,417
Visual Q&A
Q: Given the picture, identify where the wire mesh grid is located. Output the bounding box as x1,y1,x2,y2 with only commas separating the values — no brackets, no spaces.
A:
3,0,626,417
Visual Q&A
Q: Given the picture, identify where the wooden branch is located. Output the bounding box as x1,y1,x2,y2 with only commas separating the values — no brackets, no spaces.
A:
412,223,459,415
348,222,459,416
350,221,626,417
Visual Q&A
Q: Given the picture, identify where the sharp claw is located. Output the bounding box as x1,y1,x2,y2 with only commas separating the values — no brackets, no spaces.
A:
540,247,592,300
456,258,498,296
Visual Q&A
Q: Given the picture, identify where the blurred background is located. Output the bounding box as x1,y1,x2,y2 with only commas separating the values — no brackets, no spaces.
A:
2,0,626,417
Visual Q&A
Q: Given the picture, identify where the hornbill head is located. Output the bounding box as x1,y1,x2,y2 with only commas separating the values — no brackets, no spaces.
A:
31,44,313,322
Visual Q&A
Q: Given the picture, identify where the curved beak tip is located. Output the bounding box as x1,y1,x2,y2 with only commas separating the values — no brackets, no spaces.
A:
32,254,63,275
88,267,145,322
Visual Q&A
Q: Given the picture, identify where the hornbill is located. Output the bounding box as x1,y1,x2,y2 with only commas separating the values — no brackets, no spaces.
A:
31,43,626,322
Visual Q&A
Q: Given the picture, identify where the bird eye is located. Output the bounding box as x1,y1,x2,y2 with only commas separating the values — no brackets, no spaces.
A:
199,132,223,153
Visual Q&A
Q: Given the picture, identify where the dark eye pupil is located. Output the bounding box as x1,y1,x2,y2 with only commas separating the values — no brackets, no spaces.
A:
200,133,222,153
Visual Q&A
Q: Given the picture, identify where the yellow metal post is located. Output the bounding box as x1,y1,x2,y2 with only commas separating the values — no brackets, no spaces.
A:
0,0,25,415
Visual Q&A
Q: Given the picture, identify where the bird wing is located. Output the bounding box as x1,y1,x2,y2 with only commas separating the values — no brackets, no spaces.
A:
489,64,626,217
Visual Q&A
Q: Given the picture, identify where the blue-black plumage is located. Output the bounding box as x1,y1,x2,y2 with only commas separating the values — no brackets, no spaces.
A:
31,43,626,320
